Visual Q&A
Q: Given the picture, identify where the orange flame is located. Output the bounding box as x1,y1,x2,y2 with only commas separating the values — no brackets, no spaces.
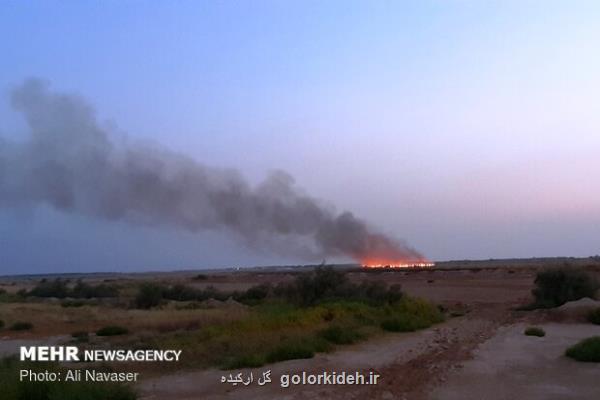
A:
361,258,435,269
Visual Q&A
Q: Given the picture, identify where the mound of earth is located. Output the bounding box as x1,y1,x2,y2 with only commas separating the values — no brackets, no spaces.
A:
554,298,600,321
558,297,600,311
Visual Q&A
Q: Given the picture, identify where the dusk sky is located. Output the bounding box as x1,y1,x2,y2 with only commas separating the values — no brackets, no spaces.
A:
1,1,600,274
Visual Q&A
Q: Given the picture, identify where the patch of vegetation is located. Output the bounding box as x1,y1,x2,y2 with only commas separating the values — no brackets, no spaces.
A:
565,336,600,362
60,300,86,308
146,295,442,371
275,266,404,306
27,279,118,299
134,282,235,309
235,283,271,305
319,325,364,344
0,320,4,329
524,327,545,337
380,297,444,332
266,337,330,363
528,266,599,309
0,290,25,303
10,322,33,331
135,266,407,310
134,283,164,309
588,308,600,325
450,310,466,317
131,268,443,371
70,280,119,298
96,326,129,336
0,357,137,400
193,274,208,281
381,315,421,332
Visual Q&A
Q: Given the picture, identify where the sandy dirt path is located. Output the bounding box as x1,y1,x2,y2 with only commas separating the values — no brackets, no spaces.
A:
429,322,600,400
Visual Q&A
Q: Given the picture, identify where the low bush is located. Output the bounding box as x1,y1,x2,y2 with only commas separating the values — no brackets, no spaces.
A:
380,297,444,333
27,279,119,299
565,336,600,362
0,320,4,329
134,283,163,309
530,266,599,308
235,283,271,304
70,280,119,298
381,315,420,332
267,342,315,363
61,300,86,308
276,266,404,306
319,325,364,344
587,308,600,325
10,322,33,331
96,326,129,336
134,267,406,309
135,282,237,308
524,327,545,337
28,279,70,298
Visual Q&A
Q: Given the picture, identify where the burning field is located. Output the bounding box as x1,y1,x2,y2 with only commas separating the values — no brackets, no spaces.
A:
362,261,436,269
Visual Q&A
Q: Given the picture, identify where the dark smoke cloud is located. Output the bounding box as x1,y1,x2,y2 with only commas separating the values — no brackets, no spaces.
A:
0,79,424,263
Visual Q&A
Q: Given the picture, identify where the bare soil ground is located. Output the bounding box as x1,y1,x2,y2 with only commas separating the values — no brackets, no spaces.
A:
430,322,600,400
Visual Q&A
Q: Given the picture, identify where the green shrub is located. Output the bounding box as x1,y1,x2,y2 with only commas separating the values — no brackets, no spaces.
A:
381,315,420,332
28,279,70,298
10,322,33,331
565,336,600,362
0,320,4,329
266,343,315,363
96,326,129,336
588,308,600,325
524,327,545,337
380,297,444,333
235,283,272,304
27,279,119,299
70,280,119,298
276,266,404,306
61,300,86,308
531,267,599,308
134,283,164,309
319,325,364,344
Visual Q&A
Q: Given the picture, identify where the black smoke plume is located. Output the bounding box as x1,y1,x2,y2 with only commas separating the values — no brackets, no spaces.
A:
0,79,424,263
